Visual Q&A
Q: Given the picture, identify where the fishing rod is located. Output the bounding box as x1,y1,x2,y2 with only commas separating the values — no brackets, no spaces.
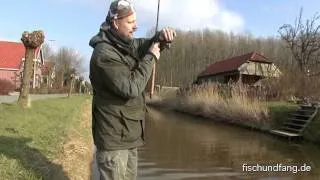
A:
149,0,161,99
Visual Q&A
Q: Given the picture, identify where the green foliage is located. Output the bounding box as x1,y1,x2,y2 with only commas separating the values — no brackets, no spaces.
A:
304,111,320,143
266,101,298,128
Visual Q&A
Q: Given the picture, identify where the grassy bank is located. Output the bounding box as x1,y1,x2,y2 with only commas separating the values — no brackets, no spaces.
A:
267,101,298,128
304,112,320,143
0,96,92,180
149,83,270,129
148,83,303,131
55,101,93,180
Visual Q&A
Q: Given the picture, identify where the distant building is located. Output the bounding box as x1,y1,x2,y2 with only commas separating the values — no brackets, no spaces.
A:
0,41,44,89
41,61,55,88
195,51,281,85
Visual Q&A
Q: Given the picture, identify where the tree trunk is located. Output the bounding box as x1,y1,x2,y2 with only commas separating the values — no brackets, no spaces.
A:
79,82,82,94
17,48,35,108
68,78,74,97
48,73,51,88
17,30,45,108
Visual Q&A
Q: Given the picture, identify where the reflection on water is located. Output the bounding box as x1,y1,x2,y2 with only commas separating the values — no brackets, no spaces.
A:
138,107,320,180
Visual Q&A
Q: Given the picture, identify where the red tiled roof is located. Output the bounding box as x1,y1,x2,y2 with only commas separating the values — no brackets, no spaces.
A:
0,41,25,69
0,41,42,70
198,51,272,77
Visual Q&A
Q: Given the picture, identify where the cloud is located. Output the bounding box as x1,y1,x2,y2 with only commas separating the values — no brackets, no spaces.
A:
134,0,244,32
59,0,244,33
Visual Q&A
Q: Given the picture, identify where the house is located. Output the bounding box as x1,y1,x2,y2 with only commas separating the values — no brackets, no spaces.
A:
0,41,44,89
196,51,281,85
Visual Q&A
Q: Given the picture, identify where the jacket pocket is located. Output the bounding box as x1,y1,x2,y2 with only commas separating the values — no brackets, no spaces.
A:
120,111,143,142
120,105,145,121
96,150,119,168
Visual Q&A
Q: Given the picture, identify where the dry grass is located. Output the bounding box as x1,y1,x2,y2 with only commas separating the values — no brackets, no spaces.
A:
149,83,270,128
54,100,93,180
265,70,320,101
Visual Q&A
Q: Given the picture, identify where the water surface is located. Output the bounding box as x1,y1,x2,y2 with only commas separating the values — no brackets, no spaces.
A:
138,107,320,180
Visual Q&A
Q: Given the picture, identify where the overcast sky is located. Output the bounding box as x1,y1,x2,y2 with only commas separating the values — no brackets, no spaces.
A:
1,0,320,77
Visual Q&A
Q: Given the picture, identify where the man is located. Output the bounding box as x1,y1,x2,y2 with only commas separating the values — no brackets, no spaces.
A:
89,0,176,179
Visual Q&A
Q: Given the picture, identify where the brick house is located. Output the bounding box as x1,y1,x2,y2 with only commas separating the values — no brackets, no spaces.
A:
196,51,281,85
0,41,44,89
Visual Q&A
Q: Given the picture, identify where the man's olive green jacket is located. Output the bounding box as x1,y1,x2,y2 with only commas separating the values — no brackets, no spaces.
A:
89,27,156,151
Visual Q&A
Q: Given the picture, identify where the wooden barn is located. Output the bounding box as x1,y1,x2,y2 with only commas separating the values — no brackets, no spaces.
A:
195,51,281,85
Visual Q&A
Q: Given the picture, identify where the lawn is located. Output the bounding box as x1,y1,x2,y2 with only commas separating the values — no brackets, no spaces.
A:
0,95,91,180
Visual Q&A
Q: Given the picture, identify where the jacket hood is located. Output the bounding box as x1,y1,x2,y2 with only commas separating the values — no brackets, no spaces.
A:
89,22,112,48
89,22,133,51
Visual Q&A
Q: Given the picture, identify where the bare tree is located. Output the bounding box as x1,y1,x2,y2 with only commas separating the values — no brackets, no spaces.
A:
68,69,76,97
18,31,45,108
278,8,320,75
78,76,85,94
41,43,54,60
154,29,293,87
52,47,85,89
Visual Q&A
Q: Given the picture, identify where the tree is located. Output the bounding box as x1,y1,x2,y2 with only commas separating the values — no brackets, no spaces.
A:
17,31,45,108
278,8,320,75
41,43,54,60
78,76,85,94
52,47,85,89
68,73,76,97
142,27,298,87
84,81,92,95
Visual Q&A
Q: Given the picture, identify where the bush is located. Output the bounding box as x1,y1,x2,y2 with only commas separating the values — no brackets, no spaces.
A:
29,87,70,94
0,79,15,95
48,87,71,94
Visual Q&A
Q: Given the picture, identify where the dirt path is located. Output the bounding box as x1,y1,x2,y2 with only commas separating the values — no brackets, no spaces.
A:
54,100,93,180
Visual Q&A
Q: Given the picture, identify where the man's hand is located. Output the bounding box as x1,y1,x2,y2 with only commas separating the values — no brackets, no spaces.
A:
159,27,176,43
149,42,161,61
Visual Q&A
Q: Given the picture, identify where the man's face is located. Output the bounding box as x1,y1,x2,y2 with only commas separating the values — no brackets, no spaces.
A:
113,13,138,39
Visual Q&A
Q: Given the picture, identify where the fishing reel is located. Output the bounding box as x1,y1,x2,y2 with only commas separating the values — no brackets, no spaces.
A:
159,41,172,50
153,32,172,50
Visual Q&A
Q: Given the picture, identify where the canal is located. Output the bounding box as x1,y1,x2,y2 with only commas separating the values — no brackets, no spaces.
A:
137,107,320,180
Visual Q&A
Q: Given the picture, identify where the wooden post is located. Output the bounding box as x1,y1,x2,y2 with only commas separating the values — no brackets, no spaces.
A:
150,64,156,99
32,60,36,88
150,0,161,99
17,31,44,108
